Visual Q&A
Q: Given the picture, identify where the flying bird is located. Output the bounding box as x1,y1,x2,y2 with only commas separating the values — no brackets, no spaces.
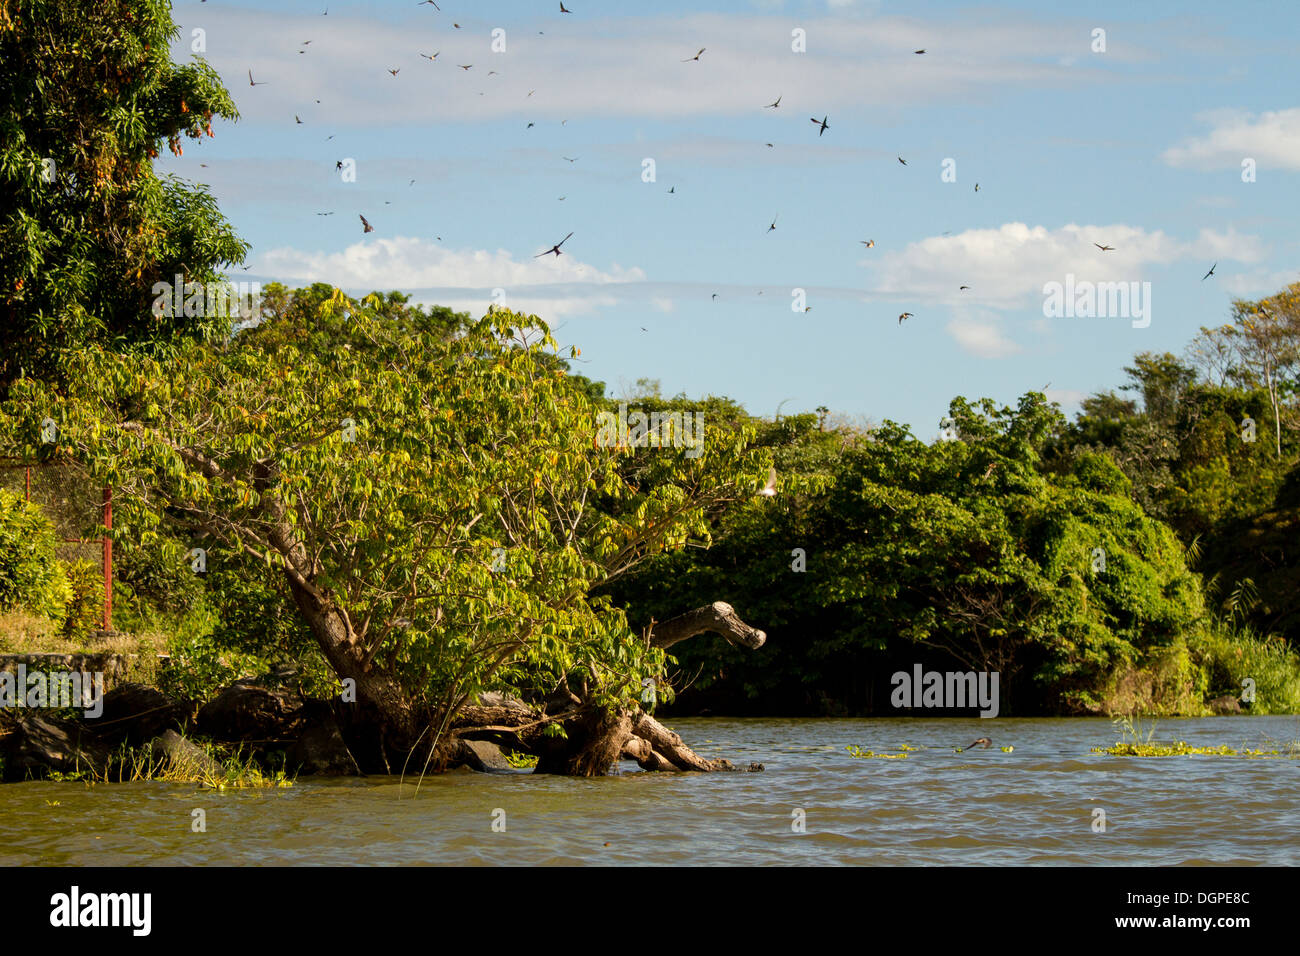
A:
810,115,829,136
711,293,718,300
757,466,778,497
765,96,781,109
295,114,302,124
667,186,675,193
974,183,980,192
360,214,374,233
535,231,573,257
1202,262,1217,280
388,68,400,76
861,239,875,248
419,51,440,60
248,70,267,86
682,48,705,62
527,122,535,128
458,64,473,70
563,156,578,162
335,161,343,170
315,211,334,216
560,1,571,10
767,213,778,233
914,49,926,54
417,0,440,7
1095,243,1114,252
964,737,993,750
898,156,907,165
898,312,913,324
765,143,774,147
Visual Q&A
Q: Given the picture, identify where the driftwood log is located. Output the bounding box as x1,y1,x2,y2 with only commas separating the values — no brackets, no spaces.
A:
450,602,766,776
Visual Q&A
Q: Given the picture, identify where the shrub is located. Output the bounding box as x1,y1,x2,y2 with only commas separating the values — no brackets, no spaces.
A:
58,558,104,639
0,487,71,624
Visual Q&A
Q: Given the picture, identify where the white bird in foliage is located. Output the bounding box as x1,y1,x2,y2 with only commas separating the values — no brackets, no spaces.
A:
757,466,777,497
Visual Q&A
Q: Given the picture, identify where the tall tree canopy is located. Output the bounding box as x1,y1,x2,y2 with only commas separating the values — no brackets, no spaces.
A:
0,0,246,393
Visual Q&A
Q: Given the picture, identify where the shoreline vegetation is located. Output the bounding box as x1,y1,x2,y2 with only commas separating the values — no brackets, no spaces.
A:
2,4,1299,780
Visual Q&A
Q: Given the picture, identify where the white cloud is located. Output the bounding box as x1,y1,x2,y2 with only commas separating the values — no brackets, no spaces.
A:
258,236,644,319
945,317,1023,358
1162,108,1300,171
1044,388,1089,409
868,222,1263,307
172,9,1151,125
651,297,675,312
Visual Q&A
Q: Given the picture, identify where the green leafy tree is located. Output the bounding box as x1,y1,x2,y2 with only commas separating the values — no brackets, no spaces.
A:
0,0,247,392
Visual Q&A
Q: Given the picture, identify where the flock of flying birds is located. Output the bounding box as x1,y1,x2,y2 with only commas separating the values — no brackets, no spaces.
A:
231,3,1224,329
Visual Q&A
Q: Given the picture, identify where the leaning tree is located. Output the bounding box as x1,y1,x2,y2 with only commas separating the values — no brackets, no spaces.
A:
0,291,771,775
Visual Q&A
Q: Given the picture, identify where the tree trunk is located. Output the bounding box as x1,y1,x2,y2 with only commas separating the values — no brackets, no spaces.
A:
450,604,768,776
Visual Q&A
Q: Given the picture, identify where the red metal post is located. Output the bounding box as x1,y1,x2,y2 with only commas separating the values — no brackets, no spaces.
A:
103,485,112,630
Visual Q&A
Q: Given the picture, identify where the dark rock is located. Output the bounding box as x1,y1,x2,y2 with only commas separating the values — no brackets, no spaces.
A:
144,730,226,781
0,712,109,782
455,738,515,772
197,678,306,741
93,682,189,747
1208,695,1242,715
287,707,360,775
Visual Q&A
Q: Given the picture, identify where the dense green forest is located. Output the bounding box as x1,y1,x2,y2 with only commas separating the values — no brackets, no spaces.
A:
2,0,1299,734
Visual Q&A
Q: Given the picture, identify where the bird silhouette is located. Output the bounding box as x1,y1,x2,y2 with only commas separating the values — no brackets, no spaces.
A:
861,239,875,248
295,114,302,124
419,51,440,60
960,285,970,290
1202,262,1217,280
527,122,535,128
711,293,718,300
562,156,578,163
914,49,926,54
899,312,913,324
1095,242,1115,251
898,156,907,165
248,70,268,86
360,214,374,233
560,1,571,10
767,213,778,233
315,212,334,216
964,737,993,750
811,115,829,136
683,48,706,62
335,161,343,170
667,186,675,193
458,64,472,70
535,232,573,257
417,0,440,7
388,68,400,76
765,96,781,109
974,183,980,192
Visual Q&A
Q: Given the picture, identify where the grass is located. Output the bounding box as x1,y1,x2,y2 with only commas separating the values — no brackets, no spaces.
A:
1092,714,1300,757
102,738,295,789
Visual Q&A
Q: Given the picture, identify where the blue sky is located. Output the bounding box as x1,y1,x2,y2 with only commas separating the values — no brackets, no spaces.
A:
162,0,1300,436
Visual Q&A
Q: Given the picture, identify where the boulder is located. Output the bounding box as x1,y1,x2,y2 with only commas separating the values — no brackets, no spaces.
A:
144,730,226,781
197,678,306,741
0,712,109,782
286,704,360,775
93,682,189,746
455,738,515,772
